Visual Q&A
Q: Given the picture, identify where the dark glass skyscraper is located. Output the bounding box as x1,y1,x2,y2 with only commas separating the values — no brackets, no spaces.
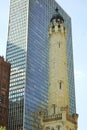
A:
6,0,76,130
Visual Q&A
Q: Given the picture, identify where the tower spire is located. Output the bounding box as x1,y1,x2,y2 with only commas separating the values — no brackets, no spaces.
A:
55,7,59,13
50,8,64,23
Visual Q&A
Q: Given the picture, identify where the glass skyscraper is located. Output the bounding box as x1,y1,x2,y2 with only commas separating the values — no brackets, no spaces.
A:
6,0,76,130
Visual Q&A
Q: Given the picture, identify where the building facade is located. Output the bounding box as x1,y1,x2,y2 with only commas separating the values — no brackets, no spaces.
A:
6,0,76,130
0,56,10,129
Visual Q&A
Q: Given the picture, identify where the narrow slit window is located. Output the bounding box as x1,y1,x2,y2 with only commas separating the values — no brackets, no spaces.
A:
58,125,60,130
59,43,60,48
59,82,62,89
52,104,56,114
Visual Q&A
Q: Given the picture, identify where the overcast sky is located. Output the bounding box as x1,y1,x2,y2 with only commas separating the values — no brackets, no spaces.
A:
0,1,87,130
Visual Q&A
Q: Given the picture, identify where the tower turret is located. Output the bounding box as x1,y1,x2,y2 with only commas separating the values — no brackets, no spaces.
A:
48,8,69,115
39,9,78,130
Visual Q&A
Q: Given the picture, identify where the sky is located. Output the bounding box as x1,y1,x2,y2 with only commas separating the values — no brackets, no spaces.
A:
0,0,87,130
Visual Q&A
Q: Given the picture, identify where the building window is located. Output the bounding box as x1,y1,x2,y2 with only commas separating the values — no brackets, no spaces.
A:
52,25,55,31
59,82,62,89
58,25,60,28
52,104,56,114
3,67,8,79
59,43,60,48
58,81,63,89
2,83,7,89
0,94,5,104
57,42,60,48
58,125,60,130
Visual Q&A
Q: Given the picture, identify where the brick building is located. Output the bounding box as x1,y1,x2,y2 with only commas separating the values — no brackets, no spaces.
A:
0,56,11,129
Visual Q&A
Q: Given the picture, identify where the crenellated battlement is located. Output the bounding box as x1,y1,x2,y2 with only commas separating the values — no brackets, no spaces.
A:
49,23,66,35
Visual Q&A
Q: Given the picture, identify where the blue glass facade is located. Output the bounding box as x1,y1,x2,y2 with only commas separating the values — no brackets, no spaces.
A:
6,0,76,130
